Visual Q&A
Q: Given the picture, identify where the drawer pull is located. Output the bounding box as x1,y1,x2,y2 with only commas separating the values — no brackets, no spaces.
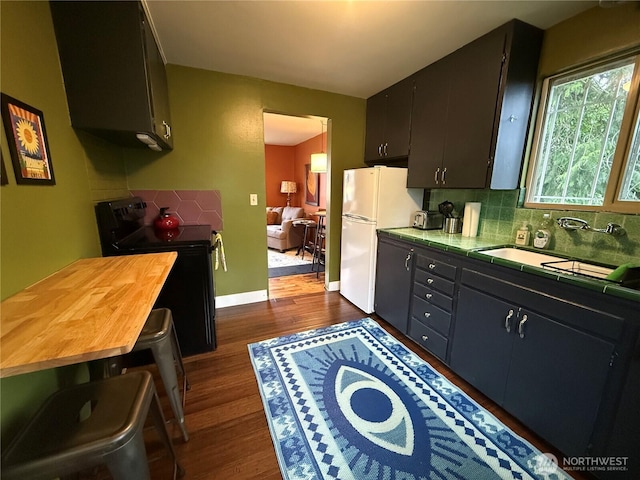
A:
422,335,429,341
505,309,514,333
425,293,433,299
424,312,431,318
518,315,528,339
428,263,436,270
427,278,434,285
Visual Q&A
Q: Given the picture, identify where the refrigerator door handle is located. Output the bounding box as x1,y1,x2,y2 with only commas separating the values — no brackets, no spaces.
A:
344,214,374,223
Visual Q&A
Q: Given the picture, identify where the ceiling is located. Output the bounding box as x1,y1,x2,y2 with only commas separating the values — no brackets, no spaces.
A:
143,0,599,145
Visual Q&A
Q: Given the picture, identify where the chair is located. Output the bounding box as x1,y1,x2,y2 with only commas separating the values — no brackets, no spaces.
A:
1,371,184,480
266,206,305,251
133,308,190,442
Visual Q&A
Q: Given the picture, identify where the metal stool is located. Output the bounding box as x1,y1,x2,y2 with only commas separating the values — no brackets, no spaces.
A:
1,371,184,480
133,308,190,441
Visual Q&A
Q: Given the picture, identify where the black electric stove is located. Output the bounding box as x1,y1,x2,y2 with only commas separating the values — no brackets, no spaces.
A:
95,197,216,356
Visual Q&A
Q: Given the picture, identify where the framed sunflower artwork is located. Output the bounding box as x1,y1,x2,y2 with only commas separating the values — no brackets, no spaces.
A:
1,93,55,185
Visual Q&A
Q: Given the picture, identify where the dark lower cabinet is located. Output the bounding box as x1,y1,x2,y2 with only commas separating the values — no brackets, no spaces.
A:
452,284,616,456
449,287,514,403
374,237,414,334
375,232,640,478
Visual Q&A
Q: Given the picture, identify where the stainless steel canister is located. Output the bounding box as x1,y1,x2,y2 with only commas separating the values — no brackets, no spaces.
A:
443,217,463,234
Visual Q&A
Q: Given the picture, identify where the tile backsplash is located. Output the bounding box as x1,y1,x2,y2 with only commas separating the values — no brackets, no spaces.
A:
427,189,640,266
130,189,224,232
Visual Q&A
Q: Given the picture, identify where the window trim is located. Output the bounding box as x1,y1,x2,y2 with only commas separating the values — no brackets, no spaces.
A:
524,52,640,213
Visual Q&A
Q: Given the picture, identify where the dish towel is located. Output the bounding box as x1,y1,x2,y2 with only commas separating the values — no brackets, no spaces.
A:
214,232,227,272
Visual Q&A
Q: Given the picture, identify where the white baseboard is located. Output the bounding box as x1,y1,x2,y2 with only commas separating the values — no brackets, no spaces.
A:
216,290,268,308
326,280,340,292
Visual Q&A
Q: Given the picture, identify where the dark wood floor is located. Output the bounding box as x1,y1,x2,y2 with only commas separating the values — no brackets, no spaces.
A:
143,285,588,479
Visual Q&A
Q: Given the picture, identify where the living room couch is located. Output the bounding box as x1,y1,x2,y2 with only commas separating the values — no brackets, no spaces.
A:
266,206,305,251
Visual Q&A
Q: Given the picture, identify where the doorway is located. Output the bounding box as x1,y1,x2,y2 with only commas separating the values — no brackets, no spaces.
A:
263,112,329,298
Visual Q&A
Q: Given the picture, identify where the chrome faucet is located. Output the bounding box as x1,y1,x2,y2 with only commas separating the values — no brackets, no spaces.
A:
557,217,626,236
556,217,590,230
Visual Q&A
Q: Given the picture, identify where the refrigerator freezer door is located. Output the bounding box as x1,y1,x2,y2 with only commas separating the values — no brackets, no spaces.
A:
343,167,379,221
340,216,377,314
342,166,421,227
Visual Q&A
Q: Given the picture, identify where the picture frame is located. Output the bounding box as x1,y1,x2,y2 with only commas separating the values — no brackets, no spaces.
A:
1,152,8,185
1,93,55,185
305,163,319,206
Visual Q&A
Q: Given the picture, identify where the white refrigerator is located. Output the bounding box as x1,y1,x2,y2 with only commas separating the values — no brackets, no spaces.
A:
340,166,422,313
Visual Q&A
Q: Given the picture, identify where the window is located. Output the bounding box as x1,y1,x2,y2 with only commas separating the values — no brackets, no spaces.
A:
526,53,640,212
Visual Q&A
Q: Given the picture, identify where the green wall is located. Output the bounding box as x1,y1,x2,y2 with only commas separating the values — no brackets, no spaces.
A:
124,66,366,295
0,0,365,444
0,1,129,444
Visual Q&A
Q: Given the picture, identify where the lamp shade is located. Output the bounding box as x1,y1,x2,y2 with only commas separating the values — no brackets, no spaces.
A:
280,181,297,194
310,153,327,173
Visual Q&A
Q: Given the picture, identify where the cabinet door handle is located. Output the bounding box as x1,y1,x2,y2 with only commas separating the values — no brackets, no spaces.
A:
434,168,440,184
162,121,171,139
383,143,388,156
425,293,433,299
504,309,514,333
518,315,528,339
404,253,412,271
424,312,431,318
428,263,436,270
441,167,447,185
378,144,383,156
427,278,434,285
422,335,429,341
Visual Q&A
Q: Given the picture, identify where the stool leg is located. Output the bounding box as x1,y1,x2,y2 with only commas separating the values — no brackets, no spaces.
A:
149,386,185,478
170,324,191,394
151,340,189,442
104,428,151,480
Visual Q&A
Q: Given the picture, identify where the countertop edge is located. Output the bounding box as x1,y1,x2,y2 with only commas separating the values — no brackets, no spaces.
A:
378,228,640,303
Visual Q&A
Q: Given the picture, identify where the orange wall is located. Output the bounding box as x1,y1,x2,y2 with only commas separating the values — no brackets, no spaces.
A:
265,133,327,216
265,145,296,206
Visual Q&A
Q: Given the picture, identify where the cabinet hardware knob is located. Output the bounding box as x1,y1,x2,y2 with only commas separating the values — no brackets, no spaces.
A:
434,168,440,184
424,312,431,318
428,263,436,270
442,167,447,185
404,253,412,271
427,278,434,284
518,315,528,339
504,309,514,333
509,115,518,123
425,293,432,299
422,335,429,341
162,121,171,139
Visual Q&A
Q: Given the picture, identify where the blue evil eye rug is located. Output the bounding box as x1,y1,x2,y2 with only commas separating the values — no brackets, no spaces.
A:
248,318,573,480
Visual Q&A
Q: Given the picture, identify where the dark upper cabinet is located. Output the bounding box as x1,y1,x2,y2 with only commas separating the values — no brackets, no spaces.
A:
408,19,542,189
364,76,414,164
50,1,173,151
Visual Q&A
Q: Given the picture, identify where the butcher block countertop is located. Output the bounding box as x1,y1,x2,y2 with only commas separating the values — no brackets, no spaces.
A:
0,252,177,378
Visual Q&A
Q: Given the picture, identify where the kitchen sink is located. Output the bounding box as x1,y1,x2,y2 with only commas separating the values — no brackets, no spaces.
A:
477,247,614,280
477,247,567,266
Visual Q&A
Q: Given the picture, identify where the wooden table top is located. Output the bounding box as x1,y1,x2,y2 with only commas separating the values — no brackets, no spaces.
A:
0,252,177,378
